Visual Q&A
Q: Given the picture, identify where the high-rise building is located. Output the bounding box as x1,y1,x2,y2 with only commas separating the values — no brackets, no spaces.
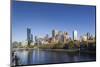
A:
87,32,90,40
35,36,38,44
73,30,78,40
56,31,63,43
63,32,69,43
44,34,49,41
31,34,33,42
52,29,55,37
52,29,58,42
27,28,31,41
27,28,31,46
52,29,58,37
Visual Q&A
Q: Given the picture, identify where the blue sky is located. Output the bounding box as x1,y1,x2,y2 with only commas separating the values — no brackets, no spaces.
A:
12,1,96,42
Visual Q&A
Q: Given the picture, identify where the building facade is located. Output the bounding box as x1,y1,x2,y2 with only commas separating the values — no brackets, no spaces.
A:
73,30,78,40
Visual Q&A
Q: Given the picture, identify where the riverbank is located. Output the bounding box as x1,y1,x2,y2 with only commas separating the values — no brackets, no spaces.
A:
12,48,96,54
12,48,80,52
39,48,80,52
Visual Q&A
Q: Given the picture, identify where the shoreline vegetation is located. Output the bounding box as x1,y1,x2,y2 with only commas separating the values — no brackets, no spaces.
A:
12,40,96,54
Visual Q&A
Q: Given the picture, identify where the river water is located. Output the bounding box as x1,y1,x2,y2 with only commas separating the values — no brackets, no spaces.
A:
15,49,96,66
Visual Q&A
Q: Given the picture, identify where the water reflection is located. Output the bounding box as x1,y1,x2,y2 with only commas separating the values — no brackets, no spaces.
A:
27,50,33,64
15,49,96,65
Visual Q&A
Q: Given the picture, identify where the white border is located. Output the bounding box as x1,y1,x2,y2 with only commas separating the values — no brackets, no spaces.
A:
0,0,10,67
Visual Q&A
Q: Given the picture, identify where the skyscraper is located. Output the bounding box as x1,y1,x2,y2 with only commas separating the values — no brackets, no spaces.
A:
31,34,33,42
27,28,31,46
73,30,78,40
45,34,49,41
35,36,38,44
63,32,69,43
57,31,63,42
52,29,58,38
87,32,90,40
52,29,58,42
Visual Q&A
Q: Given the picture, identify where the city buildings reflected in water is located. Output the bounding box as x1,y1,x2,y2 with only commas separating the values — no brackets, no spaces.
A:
15,49,96,66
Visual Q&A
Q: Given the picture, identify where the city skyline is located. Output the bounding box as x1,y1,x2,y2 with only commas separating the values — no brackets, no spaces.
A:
12,1,96,42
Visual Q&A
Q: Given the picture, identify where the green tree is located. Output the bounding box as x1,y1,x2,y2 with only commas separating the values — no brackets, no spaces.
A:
69,41,74,49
